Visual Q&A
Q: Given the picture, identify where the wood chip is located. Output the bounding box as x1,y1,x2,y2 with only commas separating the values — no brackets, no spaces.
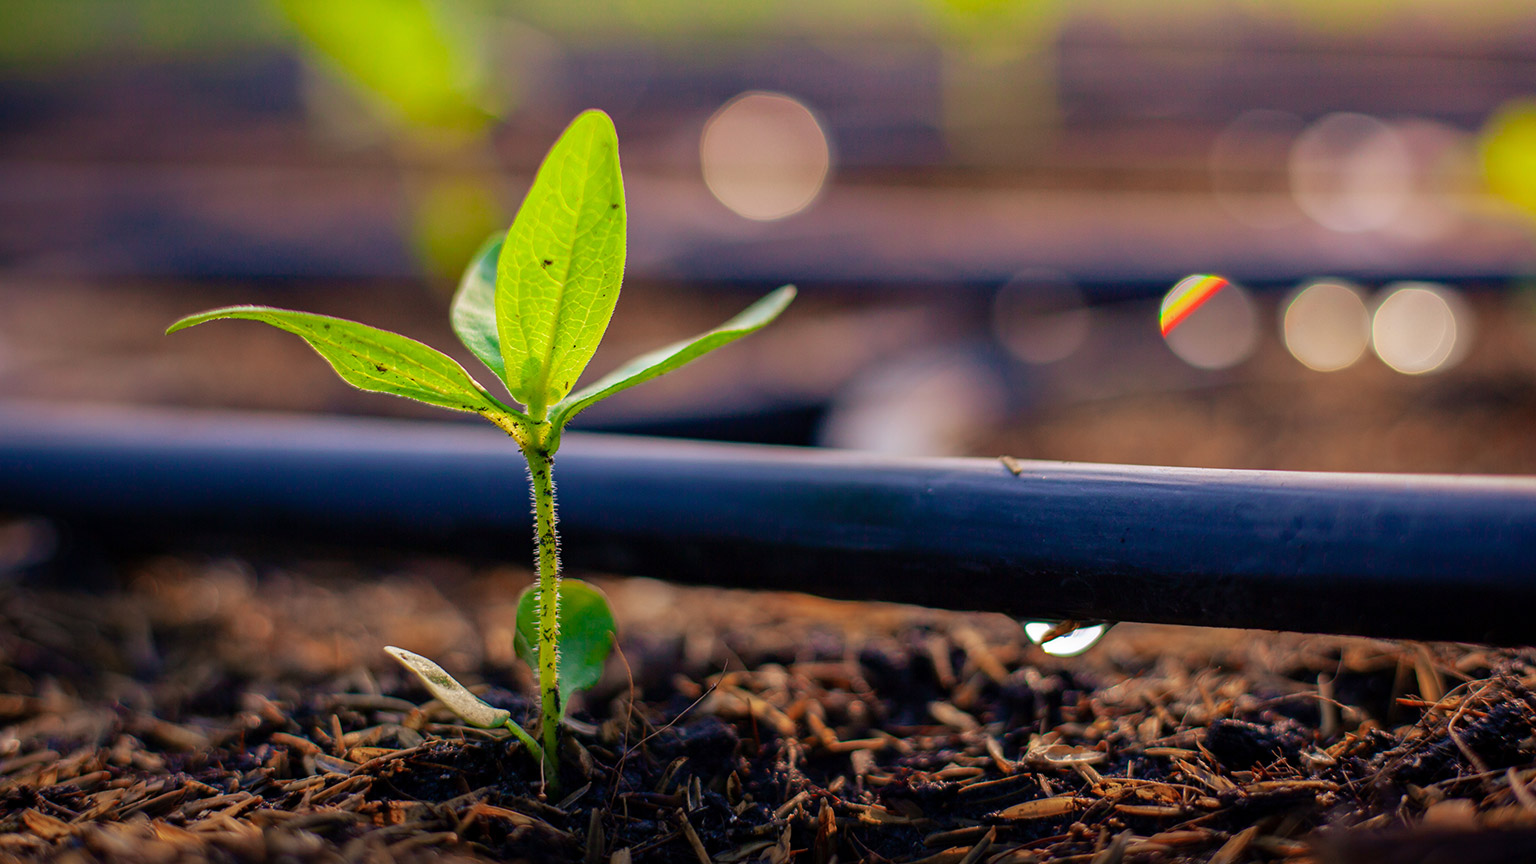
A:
772,790,809,820
1113,803,1186,818
1243,779,1339,794
1210,825,1259,864
957,826,996,864
995,797,1086,820
924,826,992,848
680,812,712,864
1142,747,1199,759
929,701,980,732
462,801,569,837
22,808,72,841
270,732,322,755
1146,829,1218,847
1174,758,1238,794
119,786,187,818
1,750,58,775
310,774,371,805
350,744,424,775
985,736,1016,775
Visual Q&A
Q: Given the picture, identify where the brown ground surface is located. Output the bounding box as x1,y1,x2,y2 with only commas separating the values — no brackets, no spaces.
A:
1,542,1535,863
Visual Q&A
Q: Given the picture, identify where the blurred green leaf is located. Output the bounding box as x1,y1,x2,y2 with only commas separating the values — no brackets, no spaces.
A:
514,579,616,719
275,0,493,131
496,110,627,414
551,285,796,431
167,306,508,416
412,176,508,282
451,233,505,380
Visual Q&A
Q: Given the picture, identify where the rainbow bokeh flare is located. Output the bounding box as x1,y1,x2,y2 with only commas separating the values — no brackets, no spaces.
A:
1160,274,1230,336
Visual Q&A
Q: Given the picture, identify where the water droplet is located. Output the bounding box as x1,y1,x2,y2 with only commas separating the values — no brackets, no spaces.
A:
1023,621,1111,657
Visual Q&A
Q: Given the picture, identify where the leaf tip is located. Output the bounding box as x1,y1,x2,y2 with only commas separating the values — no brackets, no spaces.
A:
572,107,617,137
165,315,202,335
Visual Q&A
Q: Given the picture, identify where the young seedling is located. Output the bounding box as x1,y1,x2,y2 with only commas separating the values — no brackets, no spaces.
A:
168,110,795,786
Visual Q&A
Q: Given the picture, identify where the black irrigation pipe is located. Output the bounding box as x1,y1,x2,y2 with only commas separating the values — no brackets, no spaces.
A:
2,402,1535,645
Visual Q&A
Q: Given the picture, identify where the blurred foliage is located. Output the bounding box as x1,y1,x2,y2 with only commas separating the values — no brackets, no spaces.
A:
6,0,1536,67
926,0,1061,61
409,175,506,281
273,0,509,282
0,0,281,66
1480,100,1536,222
274,0,498,135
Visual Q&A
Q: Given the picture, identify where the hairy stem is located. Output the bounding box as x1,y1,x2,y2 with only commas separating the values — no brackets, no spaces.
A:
524,433,562,786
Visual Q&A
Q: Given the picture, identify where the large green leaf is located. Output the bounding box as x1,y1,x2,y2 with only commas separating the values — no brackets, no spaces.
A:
550,285,796,431
496,110,626,415
167,306,506,416
451,233,505,380
513,579,616,719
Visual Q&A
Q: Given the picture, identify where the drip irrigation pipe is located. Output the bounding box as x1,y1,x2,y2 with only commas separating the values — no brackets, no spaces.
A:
1,402,1534,645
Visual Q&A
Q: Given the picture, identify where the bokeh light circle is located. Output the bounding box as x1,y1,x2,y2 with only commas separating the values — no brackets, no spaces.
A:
818,350,1005,456
700,91,831,221
1289,113,1413,232
1160,275,1259,370
1371,282,1471,375
1281,280,1371,372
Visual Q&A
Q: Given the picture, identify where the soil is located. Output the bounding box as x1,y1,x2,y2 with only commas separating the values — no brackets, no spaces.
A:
2,535,1536,863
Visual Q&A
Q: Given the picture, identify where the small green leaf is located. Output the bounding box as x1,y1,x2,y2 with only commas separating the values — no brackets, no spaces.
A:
550,285,797,431
514,579,616,718
384,646,511,729
167,306,509,417
497,109,626,414
451,233,505,380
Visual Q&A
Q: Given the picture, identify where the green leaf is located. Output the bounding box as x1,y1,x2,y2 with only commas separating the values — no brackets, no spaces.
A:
451,233,505,380
384,646,511,729
497,109,626,414
514,579,616,719
167,306,508,417
550,285,797,430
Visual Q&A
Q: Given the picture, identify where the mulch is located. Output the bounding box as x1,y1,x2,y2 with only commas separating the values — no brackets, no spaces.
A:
1,530,1535,863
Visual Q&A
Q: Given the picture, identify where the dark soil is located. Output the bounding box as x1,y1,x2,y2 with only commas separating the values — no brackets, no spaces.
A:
2,533,1536,863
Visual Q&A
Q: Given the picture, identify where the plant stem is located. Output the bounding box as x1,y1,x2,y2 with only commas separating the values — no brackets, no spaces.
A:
523,429,562,786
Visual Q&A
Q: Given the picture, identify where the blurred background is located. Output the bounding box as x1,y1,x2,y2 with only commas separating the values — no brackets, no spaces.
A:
5,0,1536,472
